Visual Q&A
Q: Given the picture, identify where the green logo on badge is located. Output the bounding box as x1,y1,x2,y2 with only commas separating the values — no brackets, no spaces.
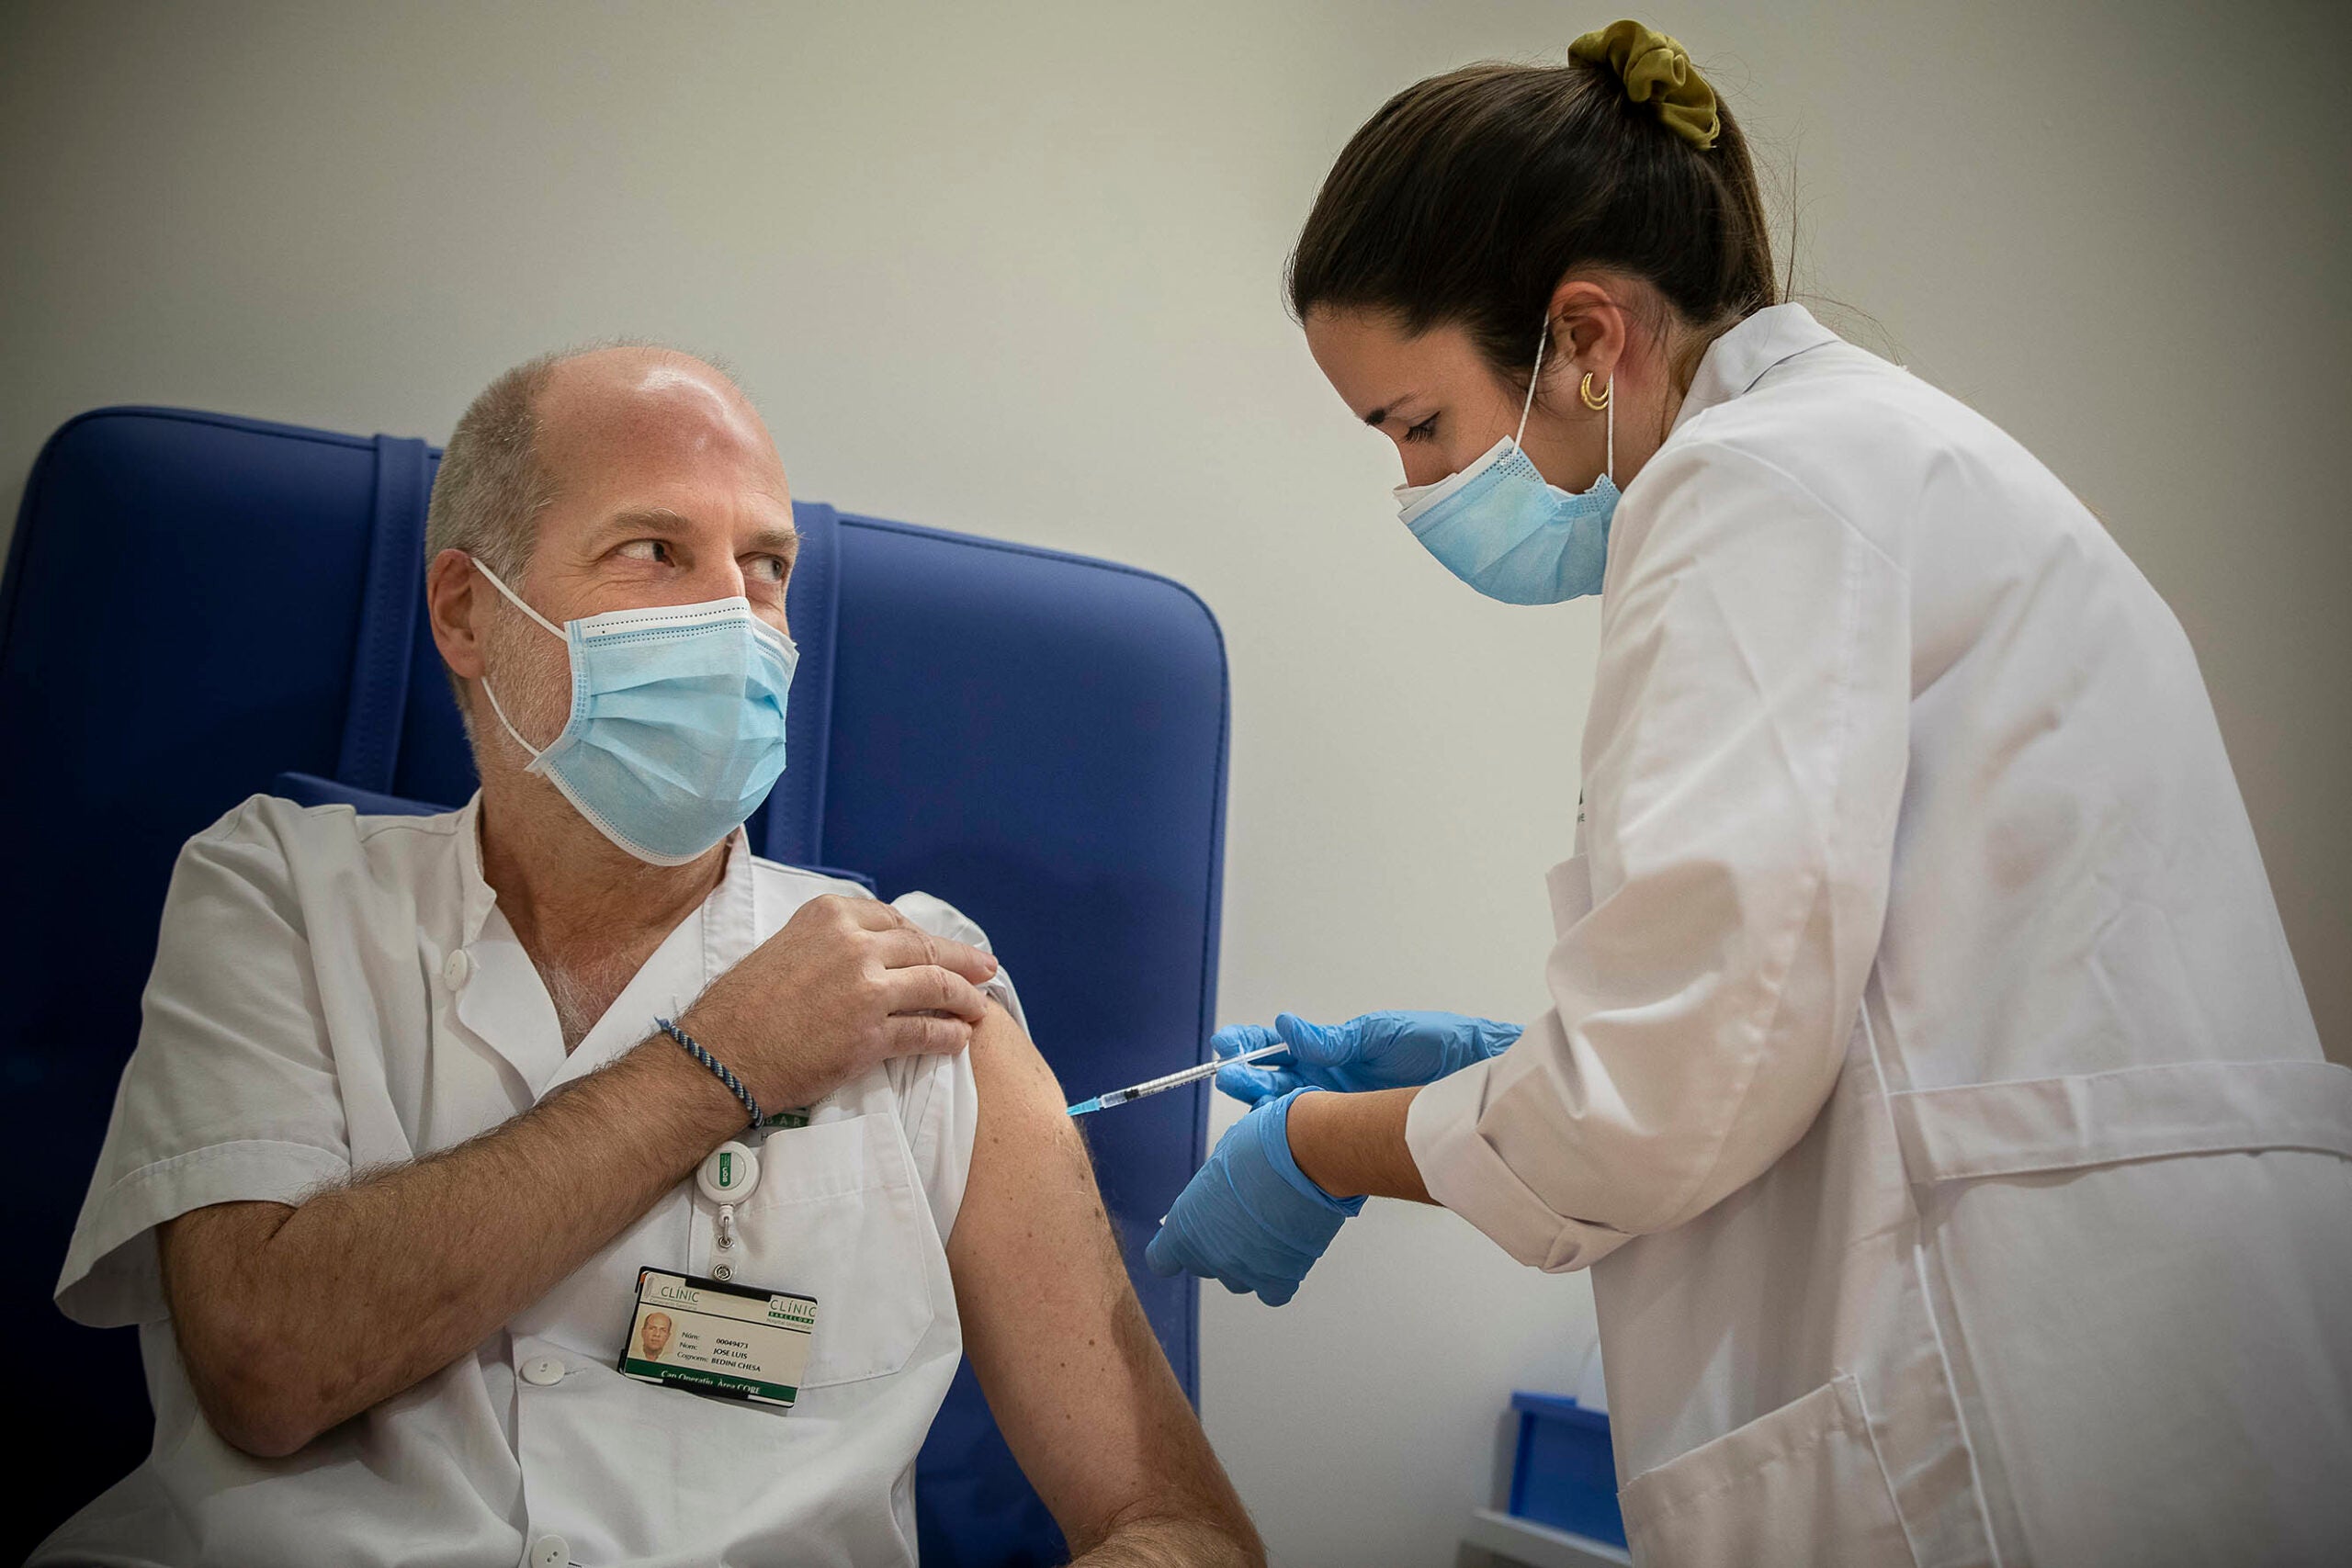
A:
718,1151,734,1187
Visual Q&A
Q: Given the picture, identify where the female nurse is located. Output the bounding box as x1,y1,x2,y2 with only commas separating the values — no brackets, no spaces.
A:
1145,21,2352,1566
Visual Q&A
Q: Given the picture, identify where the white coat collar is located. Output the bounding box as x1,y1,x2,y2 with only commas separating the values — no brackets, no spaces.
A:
1668,302,1841,438
455,794,497,946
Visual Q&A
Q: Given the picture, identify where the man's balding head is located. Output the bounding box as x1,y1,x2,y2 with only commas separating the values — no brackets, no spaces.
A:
422,343,800,750
424,343,780,585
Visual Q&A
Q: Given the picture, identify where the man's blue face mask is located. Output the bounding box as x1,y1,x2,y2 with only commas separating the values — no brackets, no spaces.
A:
1393,324,1617,605
471,558,797,865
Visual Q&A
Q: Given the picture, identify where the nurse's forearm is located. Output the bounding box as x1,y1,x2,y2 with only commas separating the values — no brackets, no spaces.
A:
159,1036,747,1460
1285,1086,1432,1204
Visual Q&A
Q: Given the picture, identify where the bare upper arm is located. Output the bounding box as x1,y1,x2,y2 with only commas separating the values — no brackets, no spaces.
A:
945,1005,1257,1559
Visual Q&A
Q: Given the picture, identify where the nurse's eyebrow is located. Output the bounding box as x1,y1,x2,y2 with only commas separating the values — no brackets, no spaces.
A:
1360,395,1423,428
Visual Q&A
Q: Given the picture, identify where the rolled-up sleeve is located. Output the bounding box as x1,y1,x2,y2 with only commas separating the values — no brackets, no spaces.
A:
885,889,1028,1246
1408,441,1911,1270
56,797,352,1326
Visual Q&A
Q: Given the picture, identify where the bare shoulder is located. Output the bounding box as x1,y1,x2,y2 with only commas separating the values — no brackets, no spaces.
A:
966,1000,1072,1127
956,1003,1114,1257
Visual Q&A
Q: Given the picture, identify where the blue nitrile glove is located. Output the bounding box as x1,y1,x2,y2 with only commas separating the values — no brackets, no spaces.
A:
1213,1010,1524,1106
1144,1088,1363,1306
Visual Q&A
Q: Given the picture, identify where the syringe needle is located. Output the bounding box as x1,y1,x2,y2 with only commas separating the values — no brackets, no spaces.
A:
1066,1041,1290,1117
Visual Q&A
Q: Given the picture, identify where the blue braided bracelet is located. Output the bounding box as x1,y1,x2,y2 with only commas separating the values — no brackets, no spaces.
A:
655,1016,762,1129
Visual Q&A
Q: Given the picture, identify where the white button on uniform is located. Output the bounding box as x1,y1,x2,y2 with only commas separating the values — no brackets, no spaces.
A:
527,1533,569,1568
442,948,475,988
520,1355,565,1386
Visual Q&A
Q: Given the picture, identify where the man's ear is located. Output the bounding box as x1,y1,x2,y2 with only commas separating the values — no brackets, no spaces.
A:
425,549,489,682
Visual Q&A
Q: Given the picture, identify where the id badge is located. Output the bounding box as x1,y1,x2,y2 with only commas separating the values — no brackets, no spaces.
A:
621,1266,817,1408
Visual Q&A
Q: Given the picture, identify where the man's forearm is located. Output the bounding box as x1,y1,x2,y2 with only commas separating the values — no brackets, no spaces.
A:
1285,1085,1432,1203
172,1035,746,1455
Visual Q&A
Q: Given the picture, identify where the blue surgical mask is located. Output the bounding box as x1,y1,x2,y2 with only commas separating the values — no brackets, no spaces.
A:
1393,324,1618,605
471,559,798,865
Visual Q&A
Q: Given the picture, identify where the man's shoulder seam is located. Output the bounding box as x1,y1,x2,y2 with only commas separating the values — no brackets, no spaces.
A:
348,807,465,842
745,855,874,897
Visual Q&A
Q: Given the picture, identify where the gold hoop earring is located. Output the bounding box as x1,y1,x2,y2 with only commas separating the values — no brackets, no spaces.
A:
1579,373,1612,411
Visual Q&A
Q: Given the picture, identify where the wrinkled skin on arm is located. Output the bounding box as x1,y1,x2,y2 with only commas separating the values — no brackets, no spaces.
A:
949,1005,1262,1567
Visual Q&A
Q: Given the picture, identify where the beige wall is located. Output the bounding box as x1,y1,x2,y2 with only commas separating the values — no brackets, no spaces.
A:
3,3,2344,1562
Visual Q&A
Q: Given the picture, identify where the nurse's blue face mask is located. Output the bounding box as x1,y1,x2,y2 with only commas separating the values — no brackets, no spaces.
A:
1393,322,1618,605
470,558,798,865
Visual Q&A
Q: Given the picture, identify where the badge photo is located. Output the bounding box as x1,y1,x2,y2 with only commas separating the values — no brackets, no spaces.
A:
621,1267,818,1409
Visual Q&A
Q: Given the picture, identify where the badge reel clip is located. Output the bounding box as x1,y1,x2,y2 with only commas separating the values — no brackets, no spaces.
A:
696,1141,761,1280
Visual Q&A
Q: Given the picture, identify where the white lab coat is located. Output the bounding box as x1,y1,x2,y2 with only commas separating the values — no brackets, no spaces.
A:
1407,305,2352,1566
39,795,1019,1568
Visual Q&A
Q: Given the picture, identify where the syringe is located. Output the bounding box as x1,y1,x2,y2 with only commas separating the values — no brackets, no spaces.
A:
1066,1042,1290,1117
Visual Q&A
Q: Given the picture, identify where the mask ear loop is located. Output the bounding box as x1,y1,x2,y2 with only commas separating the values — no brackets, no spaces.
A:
1522,321,1618,489
1514,324,1549,450
1606,383,1615,487
470,555,566,638
467,555,564,761
479,676,546,763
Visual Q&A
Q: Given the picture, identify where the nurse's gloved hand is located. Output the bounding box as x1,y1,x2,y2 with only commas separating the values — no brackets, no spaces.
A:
1213,1010,1522,1107
1144,1088,1363,1306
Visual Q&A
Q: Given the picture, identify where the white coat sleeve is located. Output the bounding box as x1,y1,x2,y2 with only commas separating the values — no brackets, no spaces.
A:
53,798,353,1326
883,889,1029,1247
1406,439,1911,1270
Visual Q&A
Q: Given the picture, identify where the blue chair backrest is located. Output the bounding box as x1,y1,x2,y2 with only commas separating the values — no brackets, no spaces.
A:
0,406,1229,1566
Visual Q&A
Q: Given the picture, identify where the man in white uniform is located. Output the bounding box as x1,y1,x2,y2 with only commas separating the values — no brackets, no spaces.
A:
35,345,1260,1568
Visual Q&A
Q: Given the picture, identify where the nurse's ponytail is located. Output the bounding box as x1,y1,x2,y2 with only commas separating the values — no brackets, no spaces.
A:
1288,20,1776,389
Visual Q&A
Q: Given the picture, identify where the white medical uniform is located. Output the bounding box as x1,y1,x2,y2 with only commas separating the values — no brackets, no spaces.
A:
38,794,1017,1568
1407,305,2352,1566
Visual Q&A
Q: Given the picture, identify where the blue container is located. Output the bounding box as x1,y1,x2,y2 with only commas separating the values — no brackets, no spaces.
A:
1507,1392,1626,1548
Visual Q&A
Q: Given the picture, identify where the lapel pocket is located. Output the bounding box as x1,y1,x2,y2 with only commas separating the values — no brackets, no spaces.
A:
734,1112,936,1388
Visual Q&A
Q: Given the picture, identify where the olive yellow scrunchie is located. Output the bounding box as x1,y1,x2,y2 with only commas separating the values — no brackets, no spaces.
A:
1569,19,1721,151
